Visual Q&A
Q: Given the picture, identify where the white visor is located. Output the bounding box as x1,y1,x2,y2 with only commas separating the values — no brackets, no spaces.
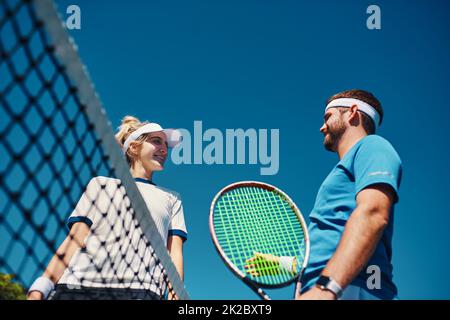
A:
325,98,380,130
122,123,182,154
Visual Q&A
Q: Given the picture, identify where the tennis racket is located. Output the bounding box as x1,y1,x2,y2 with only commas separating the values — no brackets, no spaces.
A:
209,181,310,300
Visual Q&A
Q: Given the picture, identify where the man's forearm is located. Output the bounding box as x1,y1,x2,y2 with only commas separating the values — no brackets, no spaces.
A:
321,205,388,289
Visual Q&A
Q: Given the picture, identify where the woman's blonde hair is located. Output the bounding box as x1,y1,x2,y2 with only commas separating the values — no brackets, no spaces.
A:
115,115,149,165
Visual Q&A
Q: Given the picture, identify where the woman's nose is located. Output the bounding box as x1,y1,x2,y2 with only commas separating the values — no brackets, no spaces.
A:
160,146,168,155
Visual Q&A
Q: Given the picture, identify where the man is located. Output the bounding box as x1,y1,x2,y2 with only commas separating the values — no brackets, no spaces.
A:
296,89,402,300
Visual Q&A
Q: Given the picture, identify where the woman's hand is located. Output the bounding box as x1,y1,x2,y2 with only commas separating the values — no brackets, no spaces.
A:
244,252,281,277
27,291,44,300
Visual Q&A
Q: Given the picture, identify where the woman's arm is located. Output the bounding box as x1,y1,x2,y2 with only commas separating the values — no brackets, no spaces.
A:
27,222,90,300
167,235,184,281
166,235,184,300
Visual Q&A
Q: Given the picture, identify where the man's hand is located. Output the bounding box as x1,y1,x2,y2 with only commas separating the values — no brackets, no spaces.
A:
27,291,44,300
297,287,336,300
294,282,336,300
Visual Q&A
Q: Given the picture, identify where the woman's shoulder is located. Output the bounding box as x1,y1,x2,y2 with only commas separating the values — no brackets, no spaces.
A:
85,176,123,191
87,177,184,202
88,176,121,184
154,185,183,202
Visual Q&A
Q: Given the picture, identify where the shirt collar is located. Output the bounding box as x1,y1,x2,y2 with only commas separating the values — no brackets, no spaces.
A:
134,177,156,186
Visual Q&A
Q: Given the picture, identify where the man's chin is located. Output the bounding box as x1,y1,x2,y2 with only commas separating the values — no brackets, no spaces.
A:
323,139,335,152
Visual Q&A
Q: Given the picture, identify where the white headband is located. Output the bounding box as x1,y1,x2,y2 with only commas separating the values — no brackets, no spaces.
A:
122,123,181,154
325,98,381,129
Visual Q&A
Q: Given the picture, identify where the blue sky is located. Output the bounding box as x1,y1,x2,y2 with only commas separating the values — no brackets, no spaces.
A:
49,0,450,299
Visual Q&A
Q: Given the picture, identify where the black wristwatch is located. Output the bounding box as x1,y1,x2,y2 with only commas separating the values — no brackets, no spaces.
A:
316,275,343,299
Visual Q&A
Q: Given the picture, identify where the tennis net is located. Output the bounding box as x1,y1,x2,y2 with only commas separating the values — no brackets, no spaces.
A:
0,0,189,300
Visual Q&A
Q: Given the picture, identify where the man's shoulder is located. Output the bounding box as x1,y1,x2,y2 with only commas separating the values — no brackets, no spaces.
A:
355,135,402,171
361,134,392,147
358,135,399,155
339,135,402,170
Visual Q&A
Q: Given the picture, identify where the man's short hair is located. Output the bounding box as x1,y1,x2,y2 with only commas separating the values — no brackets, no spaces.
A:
327,89,383,134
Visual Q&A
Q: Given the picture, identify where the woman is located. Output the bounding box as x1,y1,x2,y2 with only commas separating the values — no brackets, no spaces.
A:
27,116,187,300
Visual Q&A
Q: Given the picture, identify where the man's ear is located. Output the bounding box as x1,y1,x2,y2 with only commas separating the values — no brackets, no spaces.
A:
348,104,361,126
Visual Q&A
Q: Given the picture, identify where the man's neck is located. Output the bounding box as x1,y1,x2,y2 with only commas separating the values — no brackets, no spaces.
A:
336,130,368,160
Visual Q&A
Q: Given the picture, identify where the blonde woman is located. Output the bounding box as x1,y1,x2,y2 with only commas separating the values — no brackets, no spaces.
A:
27,116,187,300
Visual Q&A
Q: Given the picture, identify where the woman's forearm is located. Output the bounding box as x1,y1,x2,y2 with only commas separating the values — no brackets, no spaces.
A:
43,222,90,283
171,250,184,281
167,235,184,281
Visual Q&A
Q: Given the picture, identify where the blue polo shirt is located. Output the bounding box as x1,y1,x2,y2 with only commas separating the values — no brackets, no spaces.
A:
302,135,402,299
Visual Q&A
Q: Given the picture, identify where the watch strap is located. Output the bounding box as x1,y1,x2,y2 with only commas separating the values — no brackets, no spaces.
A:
316,275,343,299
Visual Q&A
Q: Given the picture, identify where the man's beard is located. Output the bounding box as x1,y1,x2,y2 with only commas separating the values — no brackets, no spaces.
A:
323,119,346,152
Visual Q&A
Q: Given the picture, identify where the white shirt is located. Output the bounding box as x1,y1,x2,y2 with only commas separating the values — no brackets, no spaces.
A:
58,176,187,295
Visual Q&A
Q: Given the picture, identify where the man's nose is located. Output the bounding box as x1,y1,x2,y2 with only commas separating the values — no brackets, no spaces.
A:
320,123,327,133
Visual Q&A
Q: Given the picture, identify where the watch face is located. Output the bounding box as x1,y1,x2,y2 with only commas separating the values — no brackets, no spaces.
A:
316,275,330,286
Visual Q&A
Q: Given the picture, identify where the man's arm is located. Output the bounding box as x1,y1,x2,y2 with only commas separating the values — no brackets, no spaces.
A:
298,183,394,300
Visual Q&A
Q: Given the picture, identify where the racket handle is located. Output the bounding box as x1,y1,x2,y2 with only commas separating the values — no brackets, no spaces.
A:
244,278,271,300
293,280,301,299
256,287,271,300
293,270,305,299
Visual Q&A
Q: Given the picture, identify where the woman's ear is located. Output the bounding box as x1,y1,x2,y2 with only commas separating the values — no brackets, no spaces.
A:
128,141,140,158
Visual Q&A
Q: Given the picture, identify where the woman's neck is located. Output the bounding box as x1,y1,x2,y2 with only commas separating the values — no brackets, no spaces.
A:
130,164,153,181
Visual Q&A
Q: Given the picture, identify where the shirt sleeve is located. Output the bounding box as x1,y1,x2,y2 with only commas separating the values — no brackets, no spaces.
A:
67,177,104,230
354,136,403,202
168,193,188,242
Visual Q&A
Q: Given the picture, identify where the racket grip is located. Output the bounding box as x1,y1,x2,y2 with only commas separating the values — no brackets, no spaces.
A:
257,288,271,300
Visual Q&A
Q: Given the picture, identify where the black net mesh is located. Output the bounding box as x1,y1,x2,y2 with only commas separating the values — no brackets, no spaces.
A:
0,0,186,300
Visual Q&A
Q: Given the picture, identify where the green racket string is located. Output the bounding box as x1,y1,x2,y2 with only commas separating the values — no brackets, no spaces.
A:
213,185,306,286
